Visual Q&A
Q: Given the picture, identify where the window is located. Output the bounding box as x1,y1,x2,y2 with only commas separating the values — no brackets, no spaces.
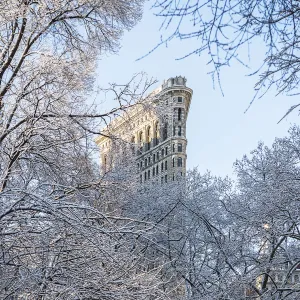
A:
140,174,142,183
172,173,175,181
178,143,182,152
295,274,299,283
161,148,164,157
156,165,159,175
178,157,183,167
165,161,168,170
145,158,147,167
144,172,147,181
163,121,168,140
154,122,159,146
173,126,176,136
152,167,155,176
178,108,182,121
146,126,151,150
139,131,143,144
131,136,135,154
137,162,139,169
172,144,175,152
140,161,143,168
178,126,182,136
148,157,150,164
178,96,183,103
165,147,168,155
165,175,168,183
172,158,175,167
148,170,150,179
161,162,164,172
103,155,107,172
161,177,164,184
157,151,159,160
153,153,156,162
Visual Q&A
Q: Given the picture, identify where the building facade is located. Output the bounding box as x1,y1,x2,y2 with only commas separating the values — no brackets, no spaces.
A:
95,76,193,184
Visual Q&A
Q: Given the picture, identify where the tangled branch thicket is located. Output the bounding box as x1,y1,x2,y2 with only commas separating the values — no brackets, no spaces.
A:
152,0,300,108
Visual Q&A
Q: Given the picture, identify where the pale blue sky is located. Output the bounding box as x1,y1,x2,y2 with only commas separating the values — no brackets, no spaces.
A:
95,2,299,178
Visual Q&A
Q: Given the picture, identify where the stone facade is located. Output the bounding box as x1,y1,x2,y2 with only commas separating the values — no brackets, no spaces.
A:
95,76,193,184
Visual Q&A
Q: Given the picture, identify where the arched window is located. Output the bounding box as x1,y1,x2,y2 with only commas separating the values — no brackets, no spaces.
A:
178,143,182,152
152,167,155,176
146,126,151,150
161,148,164,157
178,126,182,136
139,131,143,144
178,108,182,121
178,157,183,167
153,153,156,162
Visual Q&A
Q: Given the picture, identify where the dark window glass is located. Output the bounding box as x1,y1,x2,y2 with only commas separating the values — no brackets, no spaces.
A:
157,152,159,160
137,163,139,169
153,153,156,162
161,177,164,184
165,147,168,155
141,161,143,168
156,165,159,175
140,174,142,183
165,175,168,183
178,108,181,121
161,162,164,171
148,157,150,164
173,126,176,136
145,158,147,167
152,167,155,176
178,97,183,103
178,126,182,136
178,143,182,152
172,173,175,181
163,122,168,140
161,148,164,157
178,157,183,167
172,144,175,152
144,172,147,180
148,170,150,179
165,161,168,170
172,158,175,167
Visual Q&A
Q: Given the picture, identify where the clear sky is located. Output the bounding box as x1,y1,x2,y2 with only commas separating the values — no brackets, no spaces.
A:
94,2,299,178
